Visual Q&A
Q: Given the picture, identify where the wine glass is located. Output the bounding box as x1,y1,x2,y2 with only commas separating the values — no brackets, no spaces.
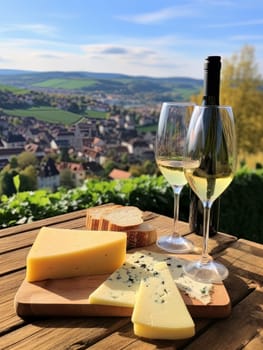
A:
183,105,237,283
155,102,195,253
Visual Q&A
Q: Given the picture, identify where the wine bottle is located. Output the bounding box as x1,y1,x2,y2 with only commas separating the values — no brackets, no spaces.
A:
189,56,221,236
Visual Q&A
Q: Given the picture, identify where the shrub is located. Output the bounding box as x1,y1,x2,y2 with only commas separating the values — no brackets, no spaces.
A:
0,169,262,243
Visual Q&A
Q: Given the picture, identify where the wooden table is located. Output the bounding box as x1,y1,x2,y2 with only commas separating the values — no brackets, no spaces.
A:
1,206,263,350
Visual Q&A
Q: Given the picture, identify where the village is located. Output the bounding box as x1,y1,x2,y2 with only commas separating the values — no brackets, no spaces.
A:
0,97,158,192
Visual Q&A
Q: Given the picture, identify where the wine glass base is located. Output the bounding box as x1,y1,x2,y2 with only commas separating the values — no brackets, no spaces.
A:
156,235,194,254
183,259,229,283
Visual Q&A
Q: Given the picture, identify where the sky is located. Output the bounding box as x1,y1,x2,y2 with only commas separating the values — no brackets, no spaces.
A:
0,0,263,79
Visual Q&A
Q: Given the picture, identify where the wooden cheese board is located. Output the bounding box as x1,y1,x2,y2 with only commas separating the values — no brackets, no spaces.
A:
15,248,231,320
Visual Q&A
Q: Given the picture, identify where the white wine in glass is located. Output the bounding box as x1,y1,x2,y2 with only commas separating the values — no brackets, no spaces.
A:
183,105,237,283
155,102,195,253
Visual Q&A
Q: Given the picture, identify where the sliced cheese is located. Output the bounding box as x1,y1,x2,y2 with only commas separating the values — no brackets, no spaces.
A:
88,251,149,307
26,227,126,282
131,262,195,340
88,250,212,307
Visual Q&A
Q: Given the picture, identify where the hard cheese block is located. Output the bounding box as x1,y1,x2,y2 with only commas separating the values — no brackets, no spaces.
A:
88,250,213,307
131,262,195,340
26,227,127,282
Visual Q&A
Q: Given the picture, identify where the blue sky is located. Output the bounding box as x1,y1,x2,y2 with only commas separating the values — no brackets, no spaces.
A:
0,0,262,78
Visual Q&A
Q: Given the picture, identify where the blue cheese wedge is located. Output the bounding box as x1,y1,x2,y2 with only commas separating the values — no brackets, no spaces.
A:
88,250,213,307
131,262,195,340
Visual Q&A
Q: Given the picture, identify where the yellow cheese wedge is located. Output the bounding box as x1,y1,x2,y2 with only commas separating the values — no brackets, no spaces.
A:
26,227,127,282
131,262,195,340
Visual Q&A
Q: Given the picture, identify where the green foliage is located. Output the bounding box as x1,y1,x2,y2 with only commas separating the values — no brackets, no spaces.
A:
221,45,263,154
191,45,263,156
0,175,172,228
13,174,20,192
0,153,38,196
219,167,263,243
0,170,262,244
59,168,75,189
17,152,38,169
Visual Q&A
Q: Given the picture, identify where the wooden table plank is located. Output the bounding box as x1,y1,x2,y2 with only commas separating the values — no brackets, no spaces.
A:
0,230,39,254
0,209,88,238
0,271,27,335
0,318,131,350
243,330,263,350
219,240,263,283
0,217,87,254
183,285,263,350
1,248,28,276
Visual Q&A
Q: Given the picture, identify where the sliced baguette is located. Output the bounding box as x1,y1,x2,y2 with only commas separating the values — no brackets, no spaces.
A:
126,222,157,249
86,204,121,230
102,206,143,231
86,205,157,248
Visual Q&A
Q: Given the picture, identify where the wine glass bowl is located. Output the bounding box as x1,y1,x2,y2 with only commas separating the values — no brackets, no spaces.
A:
183,105,237,283
155,102,195,254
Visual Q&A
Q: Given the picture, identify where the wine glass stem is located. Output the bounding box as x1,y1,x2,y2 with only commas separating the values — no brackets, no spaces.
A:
201,202,212,264
172,188,182,239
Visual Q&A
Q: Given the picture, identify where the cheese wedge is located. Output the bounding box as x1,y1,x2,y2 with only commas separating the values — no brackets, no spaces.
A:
131,262,195,340
88,250,212,307
26,227,126,282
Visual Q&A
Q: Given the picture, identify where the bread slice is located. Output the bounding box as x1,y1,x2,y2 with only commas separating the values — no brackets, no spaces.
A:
86,204,121,230
102,206,143,231
86,205,157,248
126,222,157,249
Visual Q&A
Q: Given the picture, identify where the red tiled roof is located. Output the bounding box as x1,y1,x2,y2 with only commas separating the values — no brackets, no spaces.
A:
109,168,131,180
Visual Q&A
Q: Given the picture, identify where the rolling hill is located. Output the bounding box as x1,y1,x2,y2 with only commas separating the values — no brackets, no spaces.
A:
0,70,202,102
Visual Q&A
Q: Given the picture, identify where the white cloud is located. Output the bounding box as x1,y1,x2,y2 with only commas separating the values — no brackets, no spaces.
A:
208,19,263,28
0,23,58,36
117,5,198,24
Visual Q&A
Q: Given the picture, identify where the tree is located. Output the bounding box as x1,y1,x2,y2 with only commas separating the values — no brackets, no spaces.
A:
17,152,38,170
59,168,75,189
220,45,263,153
20,165,38,191
0,171,17,196
60,148,71,162
191,45,263,154
9,156,18,169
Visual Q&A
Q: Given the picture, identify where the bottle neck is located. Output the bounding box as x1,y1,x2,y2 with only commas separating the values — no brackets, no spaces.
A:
202,56,221,106
202,95,219,105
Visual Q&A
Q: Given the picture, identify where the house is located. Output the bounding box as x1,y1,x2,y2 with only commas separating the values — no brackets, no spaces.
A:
0,147,25,169
121,139,150,157
37,158,60,191
84,161,104,177
54,130,75,149
1,133,26,148
109,168,132,180
57,162,86,187
24,143,45,160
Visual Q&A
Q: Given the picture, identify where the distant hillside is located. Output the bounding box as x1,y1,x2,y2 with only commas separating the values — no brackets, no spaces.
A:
0,70,202,103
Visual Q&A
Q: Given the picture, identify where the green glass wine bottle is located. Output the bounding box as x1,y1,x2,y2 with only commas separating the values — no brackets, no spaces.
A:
189,56,221,236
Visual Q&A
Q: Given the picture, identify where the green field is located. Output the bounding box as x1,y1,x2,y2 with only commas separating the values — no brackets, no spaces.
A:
0,84,28,94
3,106,83,125
84,110,108,119
32,78,98,90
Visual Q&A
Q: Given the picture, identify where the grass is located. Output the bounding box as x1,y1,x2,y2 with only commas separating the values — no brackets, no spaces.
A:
32,78,98,90
0,84,28,94
85,110,109,119
3,106,82,125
